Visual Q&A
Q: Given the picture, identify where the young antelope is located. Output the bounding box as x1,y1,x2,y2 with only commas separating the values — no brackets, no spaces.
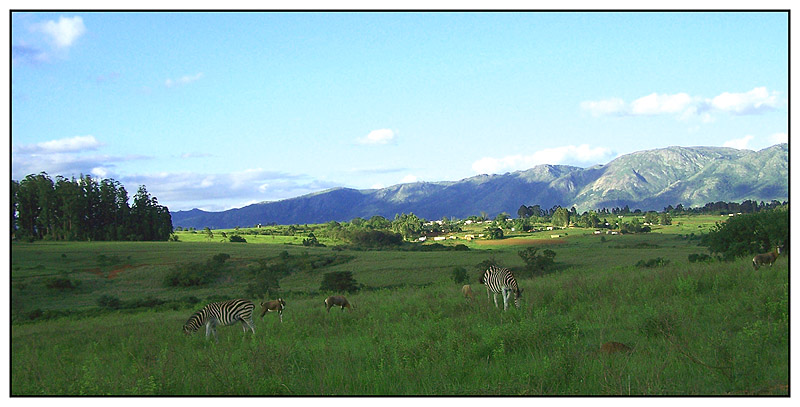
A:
461,284,474,301
260,298,286,322
324,295,352,312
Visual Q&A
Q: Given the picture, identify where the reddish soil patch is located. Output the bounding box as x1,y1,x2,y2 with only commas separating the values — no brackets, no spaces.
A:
85,268,103,276
476,238,567,246
108,264,146,279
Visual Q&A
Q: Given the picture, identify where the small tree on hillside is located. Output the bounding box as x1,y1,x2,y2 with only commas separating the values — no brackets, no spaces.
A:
320,271,361,293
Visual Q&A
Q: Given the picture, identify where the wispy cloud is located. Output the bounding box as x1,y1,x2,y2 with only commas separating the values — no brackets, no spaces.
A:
11,135,148,180
165,73,204,88
723,135,755,150
32,16,86,49
14,16,86,64
582,87,781,119
472,144,615,174
357,129,396,145
123,169,340,211
13,135,102,154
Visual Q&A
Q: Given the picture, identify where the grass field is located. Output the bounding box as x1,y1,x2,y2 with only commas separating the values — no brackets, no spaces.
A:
10,215,789,395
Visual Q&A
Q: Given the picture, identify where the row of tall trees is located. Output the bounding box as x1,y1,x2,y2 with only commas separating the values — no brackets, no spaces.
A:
10,172,173,241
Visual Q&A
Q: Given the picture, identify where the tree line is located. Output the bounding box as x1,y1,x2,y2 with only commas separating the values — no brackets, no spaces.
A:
10,172,173,242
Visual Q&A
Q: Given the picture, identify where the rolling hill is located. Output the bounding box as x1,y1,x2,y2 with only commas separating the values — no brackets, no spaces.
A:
171,144,788,229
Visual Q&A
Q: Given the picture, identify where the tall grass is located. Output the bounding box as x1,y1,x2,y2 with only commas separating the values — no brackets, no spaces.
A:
12,259,788,395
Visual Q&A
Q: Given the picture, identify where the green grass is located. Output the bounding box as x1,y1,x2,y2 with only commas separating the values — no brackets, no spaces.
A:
10,216,789,395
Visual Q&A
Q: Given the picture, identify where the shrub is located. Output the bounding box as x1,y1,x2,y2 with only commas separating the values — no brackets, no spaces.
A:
97,295,122,309
451,267,468,284
518,247,557,277
46,277,79,291
164,253,231,287
229,235,247,243
320,271,361,293
485,227,504,240
702,207,788,260
302,232,324,247
635,257,670,268
688,253,714,263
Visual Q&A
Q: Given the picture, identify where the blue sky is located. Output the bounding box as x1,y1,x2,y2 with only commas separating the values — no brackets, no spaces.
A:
10,11,789,212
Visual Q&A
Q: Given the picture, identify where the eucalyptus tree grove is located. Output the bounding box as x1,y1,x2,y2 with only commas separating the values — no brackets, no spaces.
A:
11,172,172,241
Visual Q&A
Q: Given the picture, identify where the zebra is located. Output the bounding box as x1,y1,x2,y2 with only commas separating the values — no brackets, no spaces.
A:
479,265,523,310
183,299,255,342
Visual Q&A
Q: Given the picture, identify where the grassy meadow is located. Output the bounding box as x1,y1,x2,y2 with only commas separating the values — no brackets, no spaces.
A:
10,215,789,395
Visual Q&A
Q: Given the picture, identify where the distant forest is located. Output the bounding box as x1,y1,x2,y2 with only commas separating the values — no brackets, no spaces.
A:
10,172,173,242
10,172,787,243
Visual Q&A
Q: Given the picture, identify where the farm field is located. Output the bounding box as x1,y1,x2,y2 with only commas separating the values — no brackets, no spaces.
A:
10,215,789,395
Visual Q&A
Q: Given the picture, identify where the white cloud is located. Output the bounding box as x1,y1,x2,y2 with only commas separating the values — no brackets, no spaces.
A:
472,144,614,174
630,92,694,115
580,98,626,117
400,174,418,183
121,169,340,212
769,132,788,144
165,73,204,88
723,135,755,150
582,87,782,119
357,129,396,145
14,135,102,154
33,16,86,48
711,87,780,115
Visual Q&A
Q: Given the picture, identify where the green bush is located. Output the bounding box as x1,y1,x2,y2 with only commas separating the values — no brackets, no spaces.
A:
451,267,468,284
228,235,247,243
96,295,122,310
163,253,231,287
635,257,670,268
702,207,788,260
46,277,80,291
518,247,557,276
320,271,361,293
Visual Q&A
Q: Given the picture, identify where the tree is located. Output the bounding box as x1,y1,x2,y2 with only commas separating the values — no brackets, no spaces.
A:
320,271,361,293
552,207,570,228
486,226,504,240
392,213,424,240
518,247,557,276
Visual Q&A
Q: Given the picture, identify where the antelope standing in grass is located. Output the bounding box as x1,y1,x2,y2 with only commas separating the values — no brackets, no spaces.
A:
462,284,474,301
324,295,352,312
479,265,523,310
183,299,255,343
260,298,286,322
753,246,782,270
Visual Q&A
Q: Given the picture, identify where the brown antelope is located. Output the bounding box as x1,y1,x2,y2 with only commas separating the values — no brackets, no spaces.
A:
324,295,352,312
260,298,286,322
600,341,633,354
752,246,782,270
461,284,474,301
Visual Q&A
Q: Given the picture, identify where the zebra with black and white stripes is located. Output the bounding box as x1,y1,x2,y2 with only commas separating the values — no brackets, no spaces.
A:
183,298,255,342
479,265,523,310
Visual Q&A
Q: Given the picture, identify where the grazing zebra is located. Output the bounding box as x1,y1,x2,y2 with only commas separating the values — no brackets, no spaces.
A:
260,298,286,322
183,299,255,342
479,265,523,310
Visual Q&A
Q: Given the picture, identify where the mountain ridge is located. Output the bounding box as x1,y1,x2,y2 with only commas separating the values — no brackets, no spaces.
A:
171,144,788,229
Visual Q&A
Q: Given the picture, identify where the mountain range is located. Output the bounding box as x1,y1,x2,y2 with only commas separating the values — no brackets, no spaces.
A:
171,144,789,229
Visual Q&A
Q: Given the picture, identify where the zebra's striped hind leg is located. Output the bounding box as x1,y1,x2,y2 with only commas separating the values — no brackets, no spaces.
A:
206,321,219,343
241,317,255,334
